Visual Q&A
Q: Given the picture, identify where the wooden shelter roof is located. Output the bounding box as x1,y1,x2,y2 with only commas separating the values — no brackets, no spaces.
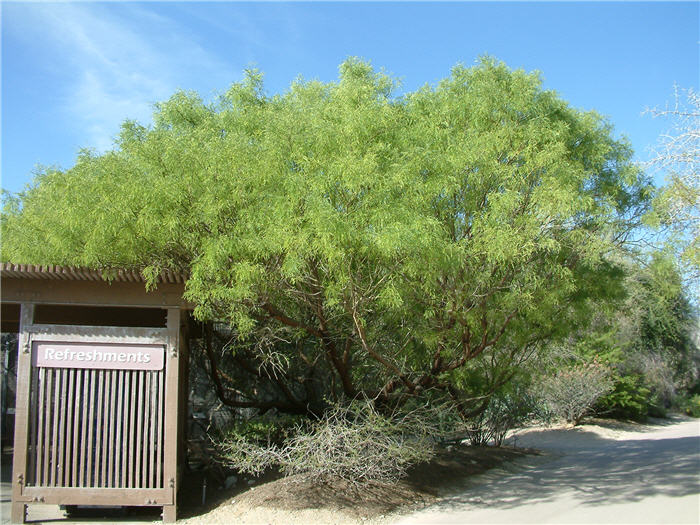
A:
0,263,186,284
0,264,189,313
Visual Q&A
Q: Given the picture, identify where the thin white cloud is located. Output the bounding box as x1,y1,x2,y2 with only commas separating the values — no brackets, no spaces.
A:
9,2,234,152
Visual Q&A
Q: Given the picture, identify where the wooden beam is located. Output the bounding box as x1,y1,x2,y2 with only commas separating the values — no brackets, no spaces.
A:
1,278,189,308
11,304,34,523
162,309,180,524
18,487,172,505
28,325,169,344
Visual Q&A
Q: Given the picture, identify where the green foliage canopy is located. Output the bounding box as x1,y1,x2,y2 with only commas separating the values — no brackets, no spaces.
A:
2,58,652,413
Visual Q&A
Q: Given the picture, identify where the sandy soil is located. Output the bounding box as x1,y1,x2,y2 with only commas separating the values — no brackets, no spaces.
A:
178,446,532,525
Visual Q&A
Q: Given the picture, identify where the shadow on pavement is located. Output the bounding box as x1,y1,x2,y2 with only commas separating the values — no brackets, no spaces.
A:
430,425,700,513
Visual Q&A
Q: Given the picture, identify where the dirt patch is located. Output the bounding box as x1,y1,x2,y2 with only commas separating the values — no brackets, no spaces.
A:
179,445,535,525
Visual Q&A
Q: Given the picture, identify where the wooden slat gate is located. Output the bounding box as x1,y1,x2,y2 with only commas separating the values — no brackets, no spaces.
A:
11,305,181,523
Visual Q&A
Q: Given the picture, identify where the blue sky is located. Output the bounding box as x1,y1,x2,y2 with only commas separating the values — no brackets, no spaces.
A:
2,1,698,195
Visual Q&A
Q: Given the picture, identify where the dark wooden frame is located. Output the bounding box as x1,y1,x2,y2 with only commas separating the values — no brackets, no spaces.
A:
4,273,188,524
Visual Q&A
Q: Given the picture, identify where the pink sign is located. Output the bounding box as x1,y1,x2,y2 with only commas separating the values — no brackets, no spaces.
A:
33,341,164,371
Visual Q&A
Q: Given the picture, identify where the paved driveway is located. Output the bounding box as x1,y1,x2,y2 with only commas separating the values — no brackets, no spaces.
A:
396,417,700,524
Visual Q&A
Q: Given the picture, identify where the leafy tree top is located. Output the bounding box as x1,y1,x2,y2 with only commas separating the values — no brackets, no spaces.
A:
1,58,652,408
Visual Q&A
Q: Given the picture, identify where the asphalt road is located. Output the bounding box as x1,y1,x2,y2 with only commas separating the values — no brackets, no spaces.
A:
396,417,700,525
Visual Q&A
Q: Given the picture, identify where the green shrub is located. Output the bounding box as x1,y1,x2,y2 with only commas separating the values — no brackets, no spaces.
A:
646,393,668,418
680,394,700,417
595,374,651,421
221,413,307,447
467,388,537,446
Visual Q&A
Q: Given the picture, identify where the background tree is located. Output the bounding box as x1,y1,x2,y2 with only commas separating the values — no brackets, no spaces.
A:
544,253,699,421
646,87,700,283
2,58,651,421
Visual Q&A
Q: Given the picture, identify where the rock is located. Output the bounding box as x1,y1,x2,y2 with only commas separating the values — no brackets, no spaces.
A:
225,475,238,489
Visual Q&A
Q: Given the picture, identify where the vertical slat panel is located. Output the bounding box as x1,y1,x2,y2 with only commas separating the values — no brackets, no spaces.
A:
134,372,144,488
94,369,104,487
99,370,108,487
37,369,45,486
107,370,117,487
156,368,164,488
79,370,89,487
73,369,83,486
42,370,53,486
149,371,157,488
116,370,125,488
50,369,61,486
128,371,137,488
35,367,46,486
55,368,67,485
28,367,39,485
64,369,75,486
141,372,151,487
86,369,96,486
78,370,90,487
21,340,170,495
122,371,131,488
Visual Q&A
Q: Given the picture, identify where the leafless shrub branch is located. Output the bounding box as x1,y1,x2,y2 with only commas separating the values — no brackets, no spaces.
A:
216,398,463,485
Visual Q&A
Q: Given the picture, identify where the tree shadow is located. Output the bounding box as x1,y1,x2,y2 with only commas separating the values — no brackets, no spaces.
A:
430,427,700,513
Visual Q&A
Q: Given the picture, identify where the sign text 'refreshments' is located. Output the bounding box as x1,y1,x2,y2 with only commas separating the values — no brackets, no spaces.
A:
33,341,164,370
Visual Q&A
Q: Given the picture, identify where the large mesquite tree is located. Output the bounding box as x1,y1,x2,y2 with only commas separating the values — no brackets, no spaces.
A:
2,58,651,417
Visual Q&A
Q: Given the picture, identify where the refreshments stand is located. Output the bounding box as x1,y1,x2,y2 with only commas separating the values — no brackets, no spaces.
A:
1,264,189,523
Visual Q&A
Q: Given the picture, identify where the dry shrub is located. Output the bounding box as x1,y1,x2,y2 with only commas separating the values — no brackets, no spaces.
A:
217,399,460,485
538,361,614,425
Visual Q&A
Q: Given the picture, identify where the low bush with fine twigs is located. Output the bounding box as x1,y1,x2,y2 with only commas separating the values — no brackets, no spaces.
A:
216,399,462,485
537,361,614,425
